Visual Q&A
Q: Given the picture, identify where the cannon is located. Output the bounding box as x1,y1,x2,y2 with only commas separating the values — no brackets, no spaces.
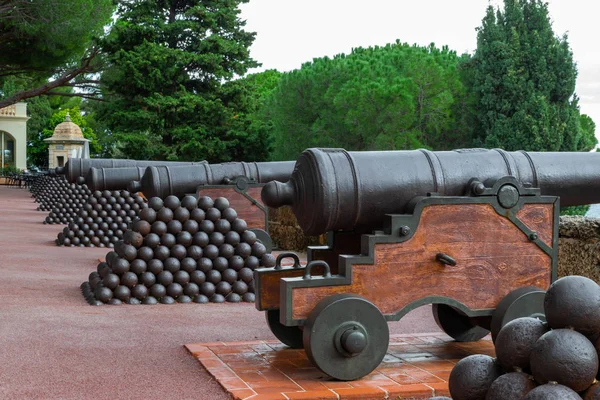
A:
58,158,206,184
128,161,295,199
254,148,600,381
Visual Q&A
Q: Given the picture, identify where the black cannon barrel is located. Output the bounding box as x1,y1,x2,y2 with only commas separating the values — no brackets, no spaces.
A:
129,161,296,198
61,158,206,183
87,167,146,191
261,148,600,235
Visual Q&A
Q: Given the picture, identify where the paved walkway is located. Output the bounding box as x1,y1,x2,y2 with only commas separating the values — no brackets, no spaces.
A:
0,186,442,399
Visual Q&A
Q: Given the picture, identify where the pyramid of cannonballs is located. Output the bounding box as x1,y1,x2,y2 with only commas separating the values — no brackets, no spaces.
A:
44,177,92,224
56,189,147,247
29,174,49,198
33,175,67,209
81,195,275,305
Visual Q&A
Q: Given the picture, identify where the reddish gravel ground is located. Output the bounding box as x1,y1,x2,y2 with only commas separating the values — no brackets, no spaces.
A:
0,186,442,400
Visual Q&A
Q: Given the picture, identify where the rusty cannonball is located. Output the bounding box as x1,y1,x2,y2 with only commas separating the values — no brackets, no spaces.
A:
160,233,176,247
144,232,161,249
181,257,197,273
150,283,167,299
193,231,209,247
545,275,600,336
137,246,154,262
186,245,203,260
157,271,174,286
151,221,168,236
139,207,157,223
123,230,144,248
242,292,255,303
201,282,216,297
495,317,548,372
133,220,151,236
583,381,600,400
190,208,205,223
157,207,174,223
114,285,131,301
181,195,197,211
184,283,200,297
147,259,164,275
140,271,156,287
190,270,206,285
530,328,598,391
197,196,214,211
523,383,582,400
448,354,501,400
485,372,536,400
164,195,180,210
194,294,209,304
153,245,170,261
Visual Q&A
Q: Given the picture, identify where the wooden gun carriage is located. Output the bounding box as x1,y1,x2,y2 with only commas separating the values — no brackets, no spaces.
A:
253,147,600,381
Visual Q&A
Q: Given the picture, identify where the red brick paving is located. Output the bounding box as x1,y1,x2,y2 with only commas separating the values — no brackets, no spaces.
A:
186,333,495,399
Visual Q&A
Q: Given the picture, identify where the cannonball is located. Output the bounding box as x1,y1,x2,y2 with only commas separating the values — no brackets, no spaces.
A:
160,296,175,304
177,231,193,246
186,245,203,260
106,251,119,267
151,221,168,236
485,372,536,400
157,207,174,223
183,283,200,297
114,285,131,301
545,275,600,336
180,257,197,273
245,255,260,270
206,208,221,222
177,295,192,303
226,293,241,303
143,296,158,305
131,284,148,300
235,242,252,258
222,208,237,222
229,255,245,271
523,383,582,400
210,294,225,303
225,231,240,246
192,231,209,247
218,244,234,259
238,267,254,283
103,273,120,290
214,219,231,234
241,230,257,245
261,254,276,268
140,271,156,287
147,259,164,275
149,198,164,211
154,245,170,261
137,246,154,262
183,219,199,234
190,270,206,286
96,287,113,303
128,259,147,276
209,232,225,246
530,328,598,391
193,294,209,304
167,219,183,234
221,269,238,284
166,282,184,298
197,258,212,273
139,207,157,223
583,382,600,400
160,233,176,247
164,195,180,210
170,244,187,260
157,271,174,286
120,271,138,288
97,262,111,278
197,196,214,211
495,317,548,372
119,243,138,261
132,220,151,236
173,270,190,286
231,218,247,233
144,233,161,249
213,257,229,272
181,195,197,211
164,257,181,273
204,244,219,260
251,242,267,258
216,281,232,296
201,282,216,297
212,197,229,211
232,281,248,295
112,258,130,275
150,283,167,299
448,354,501,400
174,206,190,223
190,208,205,223
207,270,222,285
199,219,214,234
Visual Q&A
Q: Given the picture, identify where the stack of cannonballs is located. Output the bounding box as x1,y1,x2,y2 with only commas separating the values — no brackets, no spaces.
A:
29,173,49,198
56,189,147,247
444,275,600,400
32,175,66,208
81,195,276,305
44,177,92,224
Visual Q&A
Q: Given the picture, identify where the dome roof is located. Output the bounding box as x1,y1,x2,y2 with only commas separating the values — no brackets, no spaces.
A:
46,114,86,141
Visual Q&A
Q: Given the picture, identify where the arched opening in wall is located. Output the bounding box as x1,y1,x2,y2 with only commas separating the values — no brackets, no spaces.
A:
0,130,17,169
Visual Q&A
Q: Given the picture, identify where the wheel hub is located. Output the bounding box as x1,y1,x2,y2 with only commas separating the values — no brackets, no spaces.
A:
340,327,367,355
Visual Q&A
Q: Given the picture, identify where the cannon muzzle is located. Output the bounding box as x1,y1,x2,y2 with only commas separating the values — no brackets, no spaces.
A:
262,148,600,235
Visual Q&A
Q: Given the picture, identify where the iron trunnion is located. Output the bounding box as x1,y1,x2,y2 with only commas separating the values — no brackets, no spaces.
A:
252,147,600,381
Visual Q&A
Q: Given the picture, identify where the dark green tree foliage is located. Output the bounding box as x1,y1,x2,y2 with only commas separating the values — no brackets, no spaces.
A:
261,42,473,161
97,0,266,162
468,0,597,152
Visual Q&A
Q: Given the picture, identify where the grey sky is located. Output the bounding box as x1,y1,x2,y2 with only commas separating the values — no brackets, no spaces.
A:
240,0,600,142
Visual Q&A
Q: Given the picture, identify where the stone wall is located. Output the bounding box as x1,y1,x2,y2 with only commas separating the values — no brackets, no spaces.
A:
558,216,600,282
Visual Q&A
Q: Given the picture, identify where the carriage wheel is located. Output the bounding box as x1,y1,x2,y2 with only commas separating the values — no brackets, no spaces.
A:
432,304,490,342
265,309,304,349
303,294,389,381
490,286,546,343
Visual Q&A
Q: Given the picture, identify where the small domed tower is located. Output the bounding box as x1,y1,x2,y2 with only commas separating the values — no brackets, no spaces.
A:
44,113,89,169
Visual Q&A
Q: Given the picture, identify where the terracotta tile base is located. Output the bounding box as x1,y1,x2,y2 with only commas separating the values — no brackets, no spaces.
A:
185,333,494,399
